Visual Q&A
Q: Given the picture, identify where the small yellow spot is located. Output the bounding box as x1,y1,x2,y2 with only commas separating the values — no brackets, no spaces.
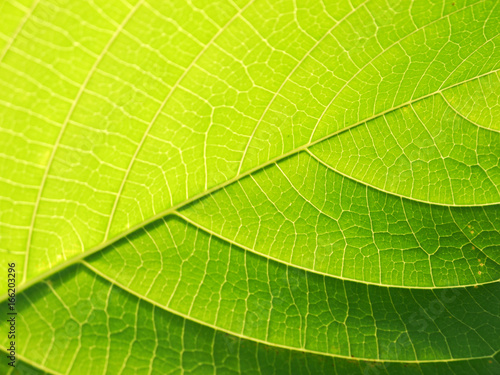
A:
472,246,475,250
39,149,51,167
474,285,479,288
471,231,474,234
480,263,484,267
468,225,472,228
478,259,481,262
478,271,482,275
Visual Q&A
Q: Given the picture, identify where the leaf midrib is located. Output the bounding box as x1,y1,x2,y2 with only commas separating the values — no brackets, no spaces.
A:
3,68,500,303
11,0,498,290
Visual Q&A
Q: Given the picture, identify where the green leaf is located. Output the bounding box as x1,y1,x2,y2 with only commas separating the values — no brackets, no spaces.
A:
1,0,499,373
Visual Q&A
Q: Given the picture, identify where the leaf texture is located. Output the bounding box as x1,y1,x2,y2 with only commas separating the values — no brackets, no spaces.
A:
0,0,499,373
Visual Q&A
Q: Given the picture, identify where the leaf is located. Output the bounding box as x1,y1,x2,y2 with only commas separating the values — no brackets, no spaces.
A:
1,0,499,373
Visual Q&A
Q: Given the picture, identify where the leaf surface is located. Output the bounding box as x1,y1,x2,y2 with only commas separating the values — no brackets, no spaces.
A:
1,0,499,373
